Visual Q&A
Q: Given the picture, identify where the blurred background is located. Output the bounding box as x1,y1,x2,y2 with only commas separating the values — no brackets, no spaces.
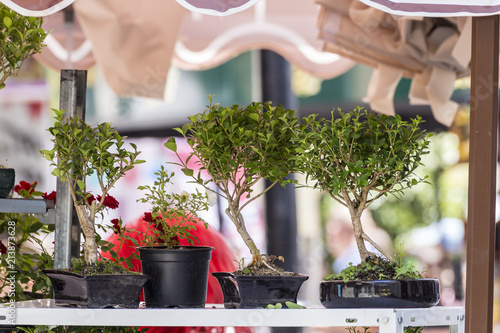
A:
0,1,484,332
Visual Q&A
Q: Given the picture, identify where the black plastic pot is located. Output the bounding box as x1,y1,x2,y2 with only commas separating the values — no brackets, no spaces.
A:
43,269,149,308
0,168,15,198
138,245,213,308
320,278,440,308
213,272,309,308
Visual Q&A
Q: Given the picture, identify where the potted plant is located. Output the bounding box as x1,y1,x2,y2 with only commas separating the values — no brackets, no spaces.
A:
0,161,15,198
135,165,214,308
297,106,439,308
39,109,149,308
166,97,308,308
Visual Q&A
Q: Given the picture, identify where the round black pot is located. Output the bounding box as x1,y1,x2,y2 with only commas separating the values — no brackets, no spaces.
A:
320,278,440,308
0,168,15,198
138,245,213,308
213,272,309,308
43,269,149,308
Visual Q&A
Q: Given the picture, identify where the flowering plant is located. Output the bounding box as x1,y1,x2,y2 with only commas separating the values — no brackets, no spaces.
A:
40,109,145,266
137,165,213,249
0,181,54,301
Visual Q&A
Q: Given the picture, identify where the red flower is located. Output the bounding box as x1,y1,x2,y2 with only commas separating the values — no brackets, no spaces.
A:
86,194,96,205
110,218,121,235
143,212,155,223
42,191,57,204
0,240,6,254
14,180,37,198
97,194,119,209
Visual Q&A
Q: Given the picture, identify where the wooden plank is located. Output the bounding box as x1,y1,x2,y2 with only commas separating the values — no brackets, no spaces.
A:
466,15,499,333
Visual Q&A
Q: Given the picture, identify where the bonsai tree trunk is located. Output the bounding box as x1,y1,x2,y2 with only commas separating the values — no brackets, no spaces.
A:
75,204,98,265
225,207,262,260
343,191,393,262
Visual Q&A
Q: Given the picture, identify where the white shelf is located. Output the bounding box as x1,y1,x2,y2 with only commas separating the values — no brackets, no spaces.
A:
0,300,464,333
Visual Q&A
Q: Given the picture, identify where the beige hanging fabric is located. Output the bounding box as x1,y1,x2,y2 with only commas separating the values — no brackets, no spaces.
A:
316,0,471,126
73,0,187,99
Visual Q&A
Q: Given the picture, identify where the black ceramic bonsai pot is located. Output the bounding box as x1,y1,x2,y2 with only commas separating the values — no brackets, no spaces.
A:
320,278,440,308
213,272,309,308
43,269,149,308
138,245,213,308
0,168,15,198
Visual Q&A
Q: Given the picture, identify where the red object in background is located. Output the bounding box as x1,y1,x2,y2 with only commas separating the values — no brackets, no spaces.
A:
104,217,253,333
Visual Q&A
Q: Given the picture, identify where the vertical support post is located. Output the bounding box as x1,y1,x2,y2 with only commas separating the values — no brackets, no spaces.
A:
260,50,299,273
260,50,301,333
54,70,87,269
466,16,499,333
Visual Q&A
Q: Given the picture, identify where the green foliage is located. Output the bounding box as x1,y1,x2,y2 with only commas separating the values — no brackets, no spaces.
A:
0,4,47,88
297,107,431,207
297,107,431,262
137,165,210,248
69,257,138,276
324,254,423,282
40,109,145,265
0,182,54,302
40,109,145,213
168,96,300,257
266,301,305,309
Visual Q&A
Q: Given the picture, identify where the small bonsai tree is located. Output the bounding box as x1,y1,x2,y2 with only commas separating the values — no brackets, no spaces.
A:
297,107,431,263
40,109,145,266
166,97,300,272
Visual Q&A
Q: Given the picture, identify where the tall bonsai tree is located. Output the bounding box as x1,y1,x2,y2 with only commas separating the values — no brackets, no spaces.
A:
41,109,145,265
297,107,431,262
166,97,300,271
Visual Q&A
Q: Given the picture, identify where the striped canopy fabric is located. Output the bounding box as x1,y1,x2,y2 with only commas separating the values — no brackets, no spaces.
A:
358,0,500,17
0,0,73,16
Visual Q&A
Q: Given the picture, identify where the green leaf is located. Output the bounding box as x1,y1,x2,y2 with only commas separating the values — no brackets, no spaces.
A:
164,137,177,152
181,168,194,177
3,16,12,28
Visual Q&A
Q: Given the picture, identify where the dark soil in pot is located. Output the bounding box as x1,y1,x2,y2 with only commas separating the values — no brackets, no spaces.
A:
0,168,15,198
213,272,309,308
320,278,440,308
138,245,213,308
43,269,149,308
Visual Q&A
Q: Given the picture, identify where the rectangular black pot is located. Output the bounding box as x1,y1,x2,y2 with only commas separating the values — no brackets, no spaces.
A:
320,278,441,308
43,269,149,308
212,272,309,308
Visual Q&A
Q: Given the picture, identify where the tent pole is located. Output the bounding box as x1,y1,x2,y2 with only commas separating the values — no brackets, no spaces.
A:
466,15,499,333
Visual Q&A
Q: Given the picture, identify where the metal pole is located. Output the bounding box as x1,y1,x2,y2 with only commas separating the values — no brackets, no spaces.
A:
465,15,499,333
54,70,87,269
260,50,299,274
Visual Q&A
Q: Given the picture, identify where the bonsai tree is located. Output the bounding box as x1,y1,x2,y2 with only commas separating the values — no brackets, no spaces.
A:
166,96,300,272
297,107,431,264
0,4,47,88
40,109,145,266
137,164,211,247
